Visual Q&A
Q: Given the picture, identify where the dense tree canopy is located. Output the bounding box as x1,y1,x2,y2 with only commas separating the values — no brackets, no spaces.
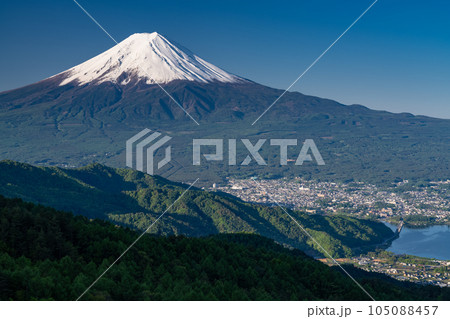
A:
0,195,449,301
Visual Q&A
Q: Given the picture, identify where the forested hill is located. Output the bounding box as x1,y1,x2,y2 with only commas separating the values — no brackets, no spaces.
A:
0,195,449,301
0,160,393,258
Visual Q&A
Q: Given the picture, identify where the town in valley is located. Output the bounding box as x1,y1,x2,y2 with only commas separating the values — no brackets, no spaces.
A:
214,177,450,287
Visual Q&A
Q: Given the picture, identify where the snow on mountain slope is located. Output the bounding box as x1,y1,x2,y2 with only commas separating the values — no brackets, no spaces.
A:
57,32,244,86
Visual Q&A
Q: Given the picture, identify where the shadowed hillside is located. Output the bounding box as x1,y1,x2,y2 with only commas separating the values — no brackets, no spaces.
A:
0,195,449,301
0,160,394,258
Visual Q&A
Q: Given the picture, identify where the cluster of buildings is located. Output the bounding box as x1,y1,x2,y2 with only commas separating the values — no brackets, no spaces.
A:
217,178,450,286
217,178,450,222
349,256,450,287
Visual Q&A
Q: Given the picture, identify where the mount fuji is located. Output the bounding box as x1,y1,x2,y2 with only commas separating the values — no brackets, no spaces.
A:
0,32,258,123
0,32,449,185
55,32,245,86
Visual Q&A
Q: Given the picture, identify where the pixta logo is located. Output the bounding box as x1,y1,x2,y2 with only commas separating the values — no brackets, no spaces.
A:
126,129,172,175
193,139,325,166
126,130,325,174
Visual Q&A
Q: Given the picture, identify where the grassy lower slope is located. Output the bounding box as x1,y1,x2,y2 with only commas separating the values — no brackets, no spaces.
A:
1,81,449,186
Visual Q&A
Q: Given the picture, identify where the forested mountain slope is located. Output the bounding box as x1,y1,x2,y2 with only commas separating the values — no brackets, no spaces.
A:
0,160,393,257
0,196,448,301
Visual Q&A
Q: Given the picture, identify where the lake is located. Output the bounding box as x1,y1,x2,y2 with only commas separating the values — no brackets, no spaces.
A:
385,223,450,260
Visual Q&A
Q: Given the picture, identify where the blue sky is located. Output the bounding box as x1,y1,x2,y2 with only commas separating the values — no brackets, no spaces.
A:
1,0,449,118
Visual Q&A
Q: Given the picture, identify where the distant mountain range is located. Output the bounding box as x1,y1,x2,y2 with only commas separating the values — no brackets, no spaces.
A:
0,32,449,185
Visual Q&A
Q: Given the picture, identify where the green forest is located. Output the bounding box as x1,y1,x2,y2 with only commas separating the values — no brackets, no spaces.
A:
1,195,449,301
0,160,394,258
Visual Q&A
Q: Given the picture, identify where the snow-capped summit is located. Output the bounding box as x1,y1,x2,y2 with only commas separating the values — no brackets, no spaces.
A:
57,32,244,86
